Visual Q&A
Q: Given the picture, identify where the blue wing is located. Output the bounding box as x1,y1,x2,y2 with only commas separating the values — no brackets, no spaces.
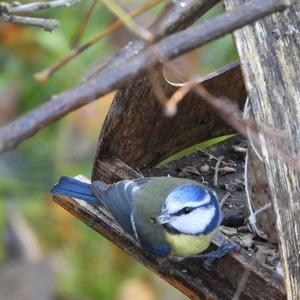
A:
92,178,173,256
91,178,156,238
52,176,191,257
51,176,155,237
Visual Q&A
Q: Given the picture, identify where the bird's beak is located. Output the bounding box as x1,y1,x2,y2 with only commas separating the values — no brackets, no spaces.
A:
156,210,172,224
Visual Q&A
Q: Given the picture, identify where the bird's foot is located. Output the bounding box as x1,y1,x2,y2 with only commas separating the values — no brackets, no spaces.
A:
192,242,238,270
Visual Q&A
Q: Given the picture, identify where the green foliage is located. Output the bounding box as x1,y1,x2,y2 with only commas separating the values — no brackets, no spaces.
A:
197,3,239,75
159,135,236,166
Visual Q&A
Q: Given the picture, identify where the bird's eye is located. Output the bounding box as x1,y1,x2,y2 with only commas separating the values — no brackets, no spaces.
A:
182,207,192,214
150,216,157,224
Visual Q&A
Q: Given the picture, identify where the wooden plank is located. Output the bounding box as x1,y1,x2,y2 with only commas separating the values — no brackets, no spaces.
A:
93,156,144,183
224,1,300,299
244,101,278,244
54,190,285,300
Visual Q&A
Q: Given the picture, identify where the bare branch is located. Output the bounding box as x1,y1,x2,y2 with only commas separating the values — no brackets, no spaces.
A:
0,0,291,152
4,0,81,13
101,0,154,42
71,0,98,48
0,0,80,31
35,0,166,81
0,13,59,31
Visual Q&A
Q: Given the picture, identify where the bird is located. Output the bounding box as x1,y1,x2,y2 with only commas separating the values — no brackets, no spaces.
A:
51,176,232,260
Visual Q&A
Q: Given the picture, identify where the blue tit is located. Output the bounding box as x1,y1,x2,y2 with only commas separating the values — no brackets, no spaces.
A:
51,176,222,258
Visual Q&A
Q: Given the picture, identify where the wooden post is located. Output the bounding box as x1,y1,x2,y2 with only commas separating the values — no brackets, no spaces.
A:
224,1,300,298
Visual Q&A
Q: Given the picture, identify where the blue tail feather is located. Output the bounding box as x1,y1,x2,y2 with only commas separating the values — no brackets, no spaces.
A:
51,176,96,203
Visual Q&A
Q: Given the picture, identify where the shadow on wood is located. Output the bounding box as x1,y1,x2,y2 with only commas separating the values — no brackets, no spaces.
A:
92,62,246,182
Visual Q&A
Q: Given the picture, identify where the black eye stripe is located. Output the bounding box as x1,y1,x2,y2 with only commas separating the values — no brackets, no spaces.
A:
172,206,195,216
183,207,192,214
168,200,214,217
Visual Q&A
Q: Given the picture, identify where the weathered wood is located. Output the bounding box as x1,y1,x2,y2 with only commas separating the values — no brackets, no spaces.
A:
92,62,246,180
93,157,144,183
244,101,277,243
224,1,300,299
246,142,277,242
106,0,220,72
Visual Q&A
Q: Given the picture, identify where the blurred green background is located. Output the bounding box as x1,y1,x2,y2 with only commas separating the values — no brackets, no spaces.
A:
0,1,237,299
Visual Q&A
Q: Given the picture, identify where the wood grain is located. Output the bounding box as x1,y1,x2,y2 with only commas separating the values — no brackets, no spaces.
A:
244,100,277,243
224,1,300,299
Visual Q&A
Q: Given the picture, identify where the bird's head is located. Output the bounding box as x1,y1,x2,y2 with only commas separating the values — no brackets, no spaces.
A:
156,184,220,235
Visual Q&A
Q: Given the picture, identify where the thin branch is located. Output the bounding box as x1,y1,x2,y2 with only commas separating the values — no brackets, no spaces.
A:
0,0,80,31
232,270,251,300
71,0,98,48
0,13,59,31
148,70,195,117
214,156,224,186
0,0,291,152
5,0,81,13
164,82,195,117
35,0,165,81
101,0,154,42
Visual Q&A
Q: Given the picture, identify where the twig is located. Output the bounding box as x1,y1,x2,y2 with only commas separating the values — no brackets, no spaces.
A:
0,14,59,31
220,192,232,207
71,0,98,48
232,270,250,300
101,0,154,42
214,156,224,187
194,85,248,136
148,68,195,117
0,0,81,31
35,0,165,81
164,82,195,117
4,0,81,13
0,0,291,152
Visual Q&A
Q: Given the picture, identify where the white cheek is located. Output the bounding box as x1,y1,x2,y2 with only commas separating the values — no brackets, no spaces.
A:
171,206,216,234
166,199,181,214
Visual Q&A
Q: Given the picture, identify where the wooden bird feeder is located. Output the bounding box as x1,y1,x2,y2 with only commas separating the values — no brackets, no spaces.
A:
54,0,300,299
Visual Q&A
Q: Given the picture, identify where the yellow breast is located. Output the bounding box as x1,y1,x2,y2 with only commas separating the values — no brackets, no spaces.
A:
165,230,217,257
